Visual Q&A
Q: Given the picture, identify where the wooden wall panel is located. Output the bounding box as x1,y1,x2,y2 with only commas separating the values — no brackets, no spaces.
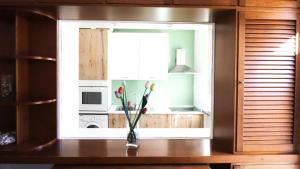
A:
293,14,300,153
213,11,237,153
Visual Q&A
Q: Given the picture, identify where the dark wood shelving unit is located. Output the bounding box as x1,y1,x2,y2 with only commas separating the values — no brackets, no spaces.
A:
20,99,57,106
0,9,57,152
16,55,57,61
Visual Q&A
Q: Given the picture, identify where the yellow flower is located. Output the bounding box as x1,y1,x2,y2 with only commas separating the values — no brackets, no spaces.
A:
150,83,155,92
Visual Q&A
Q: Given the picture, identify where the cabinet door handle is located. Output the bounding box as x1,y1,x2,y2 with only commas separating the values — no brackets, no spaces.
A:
238,81,244,85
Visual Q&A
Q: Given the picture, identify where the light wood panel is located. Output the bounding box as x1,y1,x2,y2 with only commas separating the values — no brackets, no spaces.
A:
108,114,126,128
79,28,107,80
140,114,172,128
237,12,298,153
171,114,203,128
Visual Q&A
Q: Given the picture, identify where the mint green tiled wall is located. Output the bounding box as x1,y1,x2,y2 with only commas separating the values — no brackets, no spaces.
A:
111,29,195,107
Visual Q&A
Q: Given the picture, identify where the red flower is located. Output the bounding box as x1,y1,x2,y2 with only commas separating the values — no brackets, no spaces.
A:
118,86,124,94
142,107,148,114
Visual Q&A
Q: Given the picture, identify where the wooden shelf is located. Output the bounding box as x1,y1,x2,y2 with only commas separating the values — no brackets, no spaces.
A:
16,138,57,152
16,55,56,62
0,138,56,152
20,99,56,106
0,99,56,106
0,101,16,106
0,56,56,61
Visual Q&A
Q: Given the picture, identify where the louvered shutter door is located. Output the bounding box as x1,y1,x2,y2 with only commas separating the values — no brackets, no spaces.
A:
237,12,298,152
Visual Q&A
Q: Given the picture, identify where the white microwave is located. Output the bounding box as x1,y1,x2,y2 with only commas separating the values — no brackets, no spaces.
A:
79,81,108,111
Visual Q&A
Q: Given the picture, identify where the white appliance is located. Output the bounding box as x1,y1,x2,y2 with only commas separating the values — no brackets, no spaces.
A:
79,80,108,111
79,113,108,128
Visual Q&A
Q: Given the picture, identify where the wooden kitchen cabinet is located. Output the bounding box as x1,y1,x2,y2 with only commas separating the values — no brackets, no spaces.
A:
236,11,300,152
234,165,300,169
173,0,237,6
139,114,203,128
108,114,127,128
239,0,300,8
140,114,172,128
79,28,108,80
171,114,203,128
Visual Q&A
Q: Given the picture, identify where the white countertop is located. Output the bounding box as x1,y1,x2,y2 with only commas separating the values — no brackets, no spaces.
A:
108,105,208,115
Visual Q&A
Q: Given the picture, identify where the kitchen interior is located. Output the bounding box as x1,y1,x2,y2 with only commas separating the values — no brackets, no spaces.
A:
59,21,214,139
1,2,299,169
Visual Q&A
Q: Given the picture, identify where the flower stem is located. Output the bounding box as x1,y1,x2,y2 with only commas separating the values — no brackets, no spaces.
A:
132,88,147,125
121,98,134,131
123,84,130,121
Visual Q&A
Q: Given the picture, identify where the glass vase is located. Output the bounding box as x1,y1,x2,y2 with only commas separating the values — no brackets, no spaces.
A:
126,128,139,149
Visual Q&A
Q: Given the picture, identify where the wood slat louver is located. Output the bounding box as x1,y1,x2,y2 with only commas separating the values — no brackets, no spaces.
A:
238,16,297,152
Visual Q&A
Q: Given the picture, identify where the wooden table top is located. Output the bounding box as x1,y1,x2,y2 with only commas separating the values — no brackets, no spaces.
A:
0,139,299,164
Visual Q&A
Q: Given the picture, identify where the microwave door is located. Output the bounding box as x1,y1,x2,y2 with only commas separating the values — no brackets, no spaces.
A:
79,87,108,111
82,92,102,105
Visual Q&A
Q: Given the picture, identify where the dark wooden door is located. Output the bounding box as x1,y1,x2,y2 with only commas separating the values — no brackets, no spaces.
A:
237,11,300,152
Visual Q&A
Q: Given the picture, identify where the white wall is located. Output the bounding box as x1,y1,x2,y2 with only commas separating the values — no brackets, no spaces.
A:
58,21,80,139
